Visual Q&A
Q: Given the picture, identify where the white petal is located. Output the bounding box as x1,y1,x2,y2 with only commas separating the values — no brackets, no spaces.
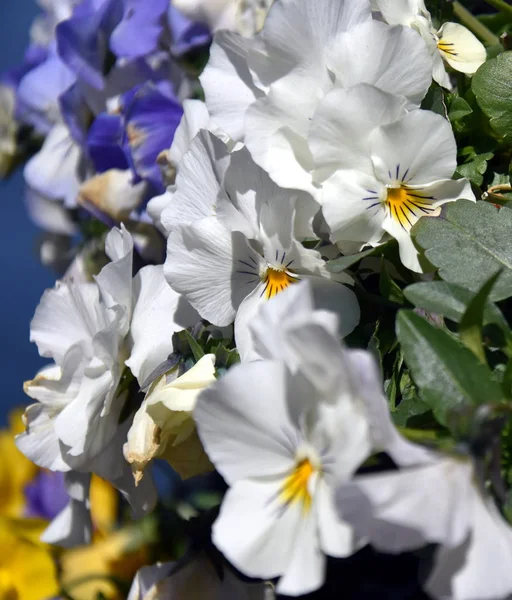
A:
25,188,77,236
201,30,262,142
41,472,92,548
195,360,298,483
315,478,354,558
310,84,406,181
373,0,426,25
15,402,70,471
30,281,106,364
127,562,174,600
213,478,305,581
161,130,231,233
275,508,326,596
95,224,134,333
319,169,386,246
330,20,432,107
24,123,82,208
336,457,473,553
168,99,211,169
428,494,512,600
370,110,457,185
165,218,258,327
126,265,199,385
437,22,487,75
344,349,433,465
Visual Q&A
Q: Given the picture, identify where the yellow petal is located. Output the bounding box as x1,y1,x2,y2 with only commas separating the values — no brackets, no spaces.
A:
437,22,487,74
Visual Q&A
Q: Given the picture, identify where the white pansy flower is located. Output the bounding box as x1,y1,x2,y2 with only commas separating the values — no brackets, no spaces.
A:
164,133,359,359
128,555,270,600
125,354,217,482
310,84,475,271
172,0,273,36
17,226,197,519
336,450,512,600
245,282,429,466
374,0,486,88
200,0,432,194
195,357,371,595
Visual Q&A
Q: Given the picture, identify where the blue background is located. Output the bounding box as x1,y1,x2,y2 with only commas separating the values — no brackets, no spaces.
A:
0,1,54,425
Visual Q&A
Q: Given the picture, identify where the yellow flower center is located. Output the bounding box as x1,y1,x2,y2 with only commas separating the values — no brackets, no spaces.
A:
279,459,315,514
386,185,437,230
437,40,457,57
262,266,299,299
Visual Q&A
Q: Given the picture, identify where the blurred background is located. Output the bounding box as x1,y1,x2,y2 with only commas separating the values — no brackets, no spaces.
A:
0,0,54,425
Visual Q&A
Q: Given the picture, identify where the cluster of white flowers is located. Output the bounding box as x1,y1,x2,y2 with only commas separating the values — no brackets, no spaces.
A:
16,0,512,598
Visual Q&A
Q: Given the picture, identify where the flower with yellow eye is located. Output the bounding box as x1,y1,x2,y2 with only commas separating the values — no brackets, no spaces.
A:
310,84,475,272
373,0,486,89
164,133,359,360
194,358,371,596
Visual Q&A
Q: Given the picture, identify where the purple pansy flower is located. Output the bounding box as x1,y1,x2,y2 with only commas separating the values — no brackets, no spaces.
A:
24,471,69,521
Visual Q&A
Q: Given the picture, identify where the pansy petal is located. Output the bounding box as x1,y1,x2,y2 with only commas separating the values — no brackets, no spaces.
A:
213,478,305,580
126,265,199,385
370,110,457,185
165,217,258,327
310,84,406,180
195,360,299,482
437,22,486,75
201,30,262,142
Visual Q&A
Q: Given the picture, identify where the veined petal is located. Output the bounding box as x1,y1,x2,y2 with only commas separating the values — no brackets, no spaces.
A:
161,130,231,233
165,218,258,327
319,169,386,246
382,178,474,272
437,22,486,75
370,110,457,185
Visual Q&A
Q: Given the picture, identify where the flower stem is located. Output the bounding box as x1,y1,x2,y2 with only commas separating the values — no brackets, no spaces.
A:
484,0,512,21
453,1,501,46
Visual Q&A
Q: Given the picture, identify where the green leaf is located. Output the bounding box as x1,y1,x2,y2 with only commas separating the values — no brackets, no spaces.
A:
413,200,512,302
379,259,404,305
181,330,205,362
327,246,381,273
455,152,493,186
420,83,447,118
448,95,473,122
396,310,503,423
459,271,502,362
473,51,512,140
404,281,508,329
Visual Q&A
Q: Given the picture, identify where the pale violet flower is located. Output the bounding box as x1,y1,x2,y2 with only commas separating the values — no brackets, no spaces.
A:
309,84,475,271
17,226,197,538
124,354,217,482
163,133,359,359
128,555,270,600
200,0,432,195
336,450,512,600
374,0,486,88
195,358,371,595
